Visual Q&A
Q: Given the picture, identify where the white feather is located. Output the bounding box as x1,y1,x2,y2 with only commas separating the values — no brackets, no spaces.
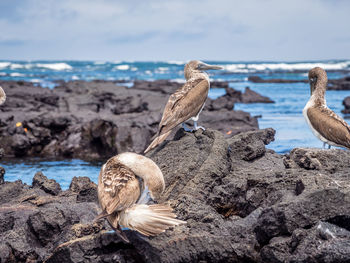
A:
120,204,185,230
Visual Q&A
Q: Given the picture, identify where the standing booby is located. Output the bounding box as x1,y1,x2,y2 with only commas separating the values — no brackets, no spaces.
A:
303,67,350,149
144,60,222,153
0,86,6,105
96,152,185,242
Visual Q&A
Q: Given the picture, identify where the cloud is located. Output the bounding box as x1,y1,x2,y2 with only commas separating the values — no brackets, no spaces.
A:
0,0,349,60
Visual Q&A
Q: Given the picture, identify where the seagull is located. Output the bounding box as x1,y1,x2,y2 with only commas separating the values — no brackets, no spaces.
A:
95,152,186,243
303,67,350,149
0,86,6,105
144,60,222,153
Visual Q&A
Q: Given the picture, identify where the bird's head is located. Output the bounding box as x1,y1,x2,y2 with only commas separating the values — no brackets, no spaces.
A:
184,60,222,80
308,67,327,95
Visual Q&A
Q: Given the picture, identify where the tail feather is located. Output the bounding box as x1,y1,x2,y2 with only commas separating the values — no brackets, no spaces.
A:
119,204,186,236
144,131,171,153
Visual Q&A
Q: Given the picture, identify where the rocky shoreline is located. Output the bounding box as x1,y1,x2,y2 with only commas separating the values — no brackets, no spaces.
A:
248,75,350,90
0,80,272,159
1,128,350,262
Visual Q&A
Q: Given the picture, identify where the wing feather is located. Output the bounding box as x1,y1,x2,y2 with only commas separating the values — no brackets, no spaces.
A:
98,157,141,214
307,106,350,148
159,78,209,135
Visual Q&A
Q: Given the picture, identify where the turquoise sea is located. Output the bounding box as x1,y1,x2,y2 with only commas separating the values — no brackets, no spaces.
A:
1,60,350,188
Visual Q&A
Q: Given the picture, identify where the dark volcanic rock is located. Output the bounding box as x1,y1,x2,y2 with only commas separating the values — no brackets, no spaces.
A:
69,176,98,203
328,77,350,90
248,76,307,83
32,172,62,195
0,80,267,159
1,129,350,262
0,166,4,184
0,148,4,185
241,87,274,103
342,96,350,114
248,75,350,91
205,86,274,111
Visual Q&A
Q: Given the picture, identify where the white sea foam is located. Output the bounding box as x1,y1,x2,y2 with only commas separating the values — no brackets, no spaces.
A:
10,73,25,77
167,60,185,65
0,62,11,69
30,79,42,83
158,67,169,71
72,75,79,80
0,72,6,76
36,63,72,70
9,63,25,69
114,65,130,70
93,61,106,65
223,61,350,72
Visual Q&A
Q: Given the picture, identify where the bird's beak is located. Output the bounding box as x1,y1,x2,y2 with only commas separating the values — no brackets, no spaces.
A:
198,63,223,70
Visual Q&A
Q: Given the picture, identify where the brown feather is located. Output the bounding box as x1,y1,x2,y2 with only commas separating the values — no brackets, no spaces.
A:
307,106,350,148
144,130,171,153
98,158,141,215
144,78,209,153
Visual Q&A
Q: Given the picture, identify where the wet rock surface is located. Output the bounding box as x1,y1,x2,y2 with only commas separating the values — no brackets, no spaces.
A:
0,80,272,159
1,128,350,262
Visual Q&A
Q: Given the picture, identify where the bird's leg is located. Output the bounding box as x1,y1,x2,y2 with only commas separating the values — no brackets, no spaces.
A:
107,219,130,243
323,142,326,149
112,224,130,243
328,144,331,149
193,121,205,131
182,123,193,132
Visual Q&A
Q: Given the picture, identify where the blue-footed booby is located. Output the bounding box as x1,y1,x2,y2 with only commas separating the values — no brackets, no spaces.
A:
96,152,186,242
303,67,350,149
144,60,222,153
0,86,6,105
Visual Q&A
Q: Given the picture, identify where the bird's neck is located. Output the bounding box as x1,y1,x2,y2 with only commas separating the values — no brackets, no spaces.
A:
310,81,326,106
116,153,165,200
186,71,209,82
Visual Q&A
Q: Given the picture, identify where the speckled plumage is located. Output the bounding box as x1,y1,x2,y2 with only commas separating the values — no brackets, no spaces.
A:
96,152,185,242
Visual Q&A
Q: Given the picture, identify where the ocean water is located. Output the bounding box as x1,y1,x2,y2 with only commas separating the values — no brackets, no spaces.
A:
1,60,350,188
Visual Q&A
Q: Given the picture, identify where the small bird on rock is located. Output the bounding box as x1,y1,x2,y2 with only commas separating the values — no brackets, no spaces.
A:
144,60,222,153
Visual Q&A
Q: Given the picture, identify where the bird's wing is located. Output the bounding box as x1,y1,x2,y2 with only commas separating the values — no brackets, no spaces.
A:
158,78,209,135
307,106,350,148
98,158,141,215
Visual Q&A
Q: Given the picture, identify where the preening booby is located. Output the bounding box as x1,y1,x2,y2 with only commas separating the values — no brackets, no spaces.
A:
144,60,222,153
0,86,6,105
303,67,350,149
96,152,185,242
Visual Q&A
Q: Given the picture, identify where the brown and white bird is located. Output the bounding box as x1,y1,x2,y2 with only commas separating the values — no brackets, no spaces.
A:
144,60,222,153
0,86,6,105
96,152,185,242
303,67,350,149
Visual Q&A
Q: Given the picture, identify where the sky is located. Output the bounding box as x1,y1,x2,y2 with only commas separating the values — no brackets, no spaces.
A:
0,0,349,61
